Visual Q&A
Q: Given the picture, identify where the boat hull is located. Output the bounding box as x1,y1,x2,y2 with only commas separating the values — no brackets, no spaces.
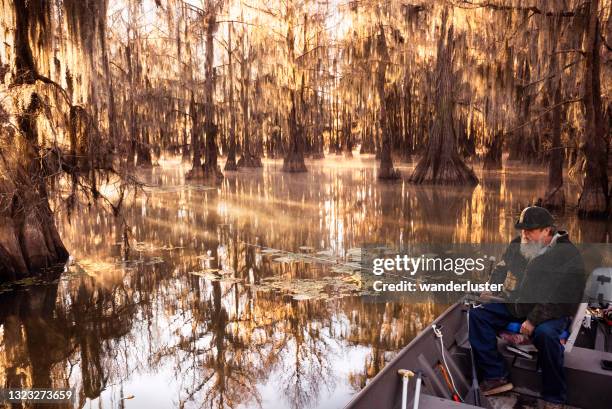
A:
344,302,612,409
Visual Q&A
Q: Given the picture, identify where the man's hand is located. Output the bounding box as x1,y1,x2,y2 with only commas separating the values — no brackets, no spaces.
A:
520,320,535,336
479,291,504,303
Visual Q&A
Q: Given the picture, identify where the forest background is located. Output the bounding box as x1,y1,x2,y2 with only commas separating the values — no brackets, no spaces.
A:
0,0,610,281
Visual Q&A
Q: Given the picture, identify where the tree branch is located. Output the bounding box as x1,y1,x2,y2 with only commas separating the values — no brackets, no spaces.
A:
504,98,582,136
452,0,587,17
518,59,581,89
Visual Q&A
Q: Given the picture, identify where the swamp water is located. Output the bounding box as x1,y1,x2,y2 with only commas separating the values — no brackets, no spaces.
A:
0,156,608,409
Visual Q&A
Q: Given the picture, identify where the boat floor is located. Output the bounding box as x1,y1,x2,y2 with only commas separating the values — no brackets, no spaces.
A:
489,392,580,409
344,301,612,409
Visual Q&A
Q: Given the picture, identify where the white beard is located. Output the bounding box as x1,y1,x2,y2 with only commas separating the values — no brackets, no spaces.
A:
520,239,545,261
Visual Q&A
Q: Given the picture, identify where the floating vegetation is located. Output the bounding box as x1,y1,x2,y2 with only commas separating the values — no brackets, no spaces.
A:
196,254,216,261
188,270,221,280
272,256,297,264
261,248,281,255
0,276,55,294
134,242,153,252
330,264,360,274
261,275,283,281
145,185,217,194
11,277,46,287
246,245,365,300
187,185,218,192
342,272,362,286
134,242,183,252
159,245,184,251
217,266,235,275
347,248,362,262
73,260,121,278
219,277,243,284
291,294,314,301
252,275,362,301
256,244,366,272
145,257,165,266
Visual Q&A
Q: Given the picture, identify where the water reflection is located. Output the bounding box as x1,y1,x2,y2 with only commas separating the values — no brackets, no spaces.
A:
0,157,608,409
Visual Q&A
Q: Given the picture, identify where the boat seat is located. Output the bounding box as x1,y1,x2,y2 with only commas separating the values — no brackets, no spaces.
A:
585,267,612,305
499,322,570,346
499,303,588,359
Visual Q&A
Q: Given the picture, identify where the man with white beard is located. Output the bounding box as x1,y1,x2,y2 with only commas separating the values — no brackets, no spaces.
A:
468,206,585,409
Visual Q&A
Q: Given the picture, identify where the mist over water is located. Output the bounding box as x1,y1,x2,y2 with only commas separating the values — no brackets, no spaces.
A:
0,157,607,409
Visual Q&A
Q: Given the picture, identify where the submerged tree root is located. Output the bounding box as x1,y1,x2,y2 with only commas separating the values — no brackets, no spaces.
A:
0,205,68,283
410,155,478,186
543,185,566,211
483,157,502,170
237,153,262,168
311,152,325,160
378,165,400,180
578,186,608,217
185,165,224,184
224,157,238,171
282,153,307,172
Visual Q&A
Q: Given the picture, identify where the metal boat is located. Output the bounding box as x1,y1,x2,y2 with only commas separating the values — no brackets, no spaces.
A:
344,289,612,409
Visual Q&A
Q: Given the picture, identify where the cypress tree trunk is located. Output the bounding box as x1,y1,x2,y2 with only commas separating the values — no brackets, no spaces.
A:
224,23,238,171
344,111,354,158
282,92,308,172
282,20,307,173
409,10,477,186
202,8,223,182
311,59,324,159
483,131,503,170
578,0,607,217
508,58,532,162
544,85,565,209
136,128,153,167
181,115,190,163
186,93,204,178
237,37,262,169
543,19,565,210
376,26,399,180
1,1,68,283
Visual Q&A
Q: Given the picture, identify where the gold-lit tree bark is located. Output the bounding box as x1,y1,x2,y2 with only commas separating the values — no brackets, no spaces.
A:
578,0,607,216
409,9,478,186
375,25,400,180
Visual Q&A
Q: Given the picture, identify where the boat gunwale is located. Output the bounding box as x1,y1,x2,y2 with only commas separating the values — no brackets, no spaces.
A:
343,302,465,408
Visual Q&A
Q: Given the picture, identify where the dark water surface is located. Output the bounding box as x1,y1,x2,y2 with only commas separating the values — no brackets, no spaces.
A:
0,156,609,409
